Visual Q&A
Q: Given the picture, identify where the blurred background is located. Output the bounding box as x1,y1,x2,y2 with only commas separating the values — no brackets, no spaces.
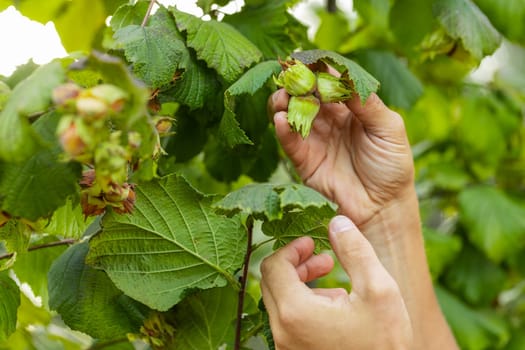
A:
1,0,525,349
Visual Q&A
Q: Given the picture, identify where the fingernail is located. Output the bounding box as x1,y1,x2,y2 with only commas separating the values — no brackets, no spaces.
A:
329,215,356,235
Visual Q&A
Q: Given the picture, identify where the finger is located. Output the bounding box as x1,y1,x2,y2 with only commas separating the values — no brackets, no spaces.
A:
345,93,406,137
274,111,308,158
268,88,290,115
296,253,334,283
260,236,315,304
328,215,396,299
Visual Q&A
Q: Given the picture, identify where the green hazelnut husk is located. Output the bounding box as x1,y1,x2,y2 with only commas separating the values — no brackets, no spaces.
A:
274,59,316,96
287,95,321,138
316,72,353,103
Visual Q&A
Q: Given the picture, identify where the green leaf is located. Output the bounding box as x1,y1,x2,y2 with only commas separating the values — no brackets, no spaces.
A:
459,186,525,262
0,221,31,271
214,183,336,221
224,1,296,59
262,206,334,251
0,61,65,161
220,60,281,148
0,272,20,342
53,0,107,52
436,285,510,350
86,174,246,311
110,1,150,31
353,50,423,110
313,9,351,51
291,50,380,103
0,112,82,221
474,0,525,44
45,199,95,239
13,236,69,305
444,244,506,306
162,54,221,110
354,0,391,29
14,0,68,23
390,0,436,54
423,228,462,280
433,0,502,60
2,59,39,89
172,9,263,82
114,7,186,88
218,109,253,148
48,242,146,339
227,60,282,97
172,287,236,349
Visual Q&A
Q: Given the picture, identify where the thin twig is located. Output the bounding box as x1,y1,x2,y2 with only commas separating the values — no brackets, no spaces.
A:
234,219,254,350
0,238,77,261
141,0,157,27
327,0,337,13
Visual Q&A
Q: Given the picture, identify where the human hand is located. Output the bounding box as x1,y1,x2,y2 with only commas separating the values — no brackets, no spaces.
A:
260,215,412,350
269,88,414,226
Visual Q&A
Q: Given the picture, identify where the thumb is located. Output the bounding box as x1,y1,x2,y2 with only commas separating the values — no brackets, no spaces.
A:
328,215,393,297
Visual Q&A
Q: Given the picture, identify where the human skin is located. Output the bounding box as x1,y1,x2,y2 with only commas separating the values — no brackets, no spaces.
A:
260,216,413,349
264,88,458,349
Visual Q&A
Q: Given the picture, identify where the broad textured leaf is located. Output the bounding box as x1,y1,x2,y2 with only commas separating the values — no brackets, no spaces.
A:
262,207,334,251
2,59,39,89
114,7,186,88
433,0,502,60
474,0,525,44
423,228,462,280
227,60,282,97
110,1,150,31
45,199,95,239
172,9,262,82
172,287,236,349
224,1,296,59
214,183,335,221
218,109,253,148
0,61,65,161
291,50,380,103
48,242,146,339
444,244,506,306
0,272,20,342
459,186,525,262
354,50,423,109
436,286,510,350
220,60,281,148
13,236,69,305
0,112,82,221
163,54,221,110
86,174,246,311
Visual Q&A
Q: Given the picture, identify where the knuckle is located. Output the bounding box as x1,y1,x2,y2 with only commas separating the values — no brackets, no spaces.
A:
364,277,400,302
260,256,273,276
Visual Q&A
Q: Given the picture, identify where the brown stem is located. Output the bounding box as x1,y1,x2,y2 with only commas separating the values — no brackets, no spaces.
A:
234,219,254,350
141,0,157,27
0,238,77,261
327,0,337,13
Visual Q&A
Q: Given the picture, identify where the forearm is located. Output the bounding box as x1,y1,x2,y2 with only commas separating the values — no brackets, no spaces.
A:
343,188,458,350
